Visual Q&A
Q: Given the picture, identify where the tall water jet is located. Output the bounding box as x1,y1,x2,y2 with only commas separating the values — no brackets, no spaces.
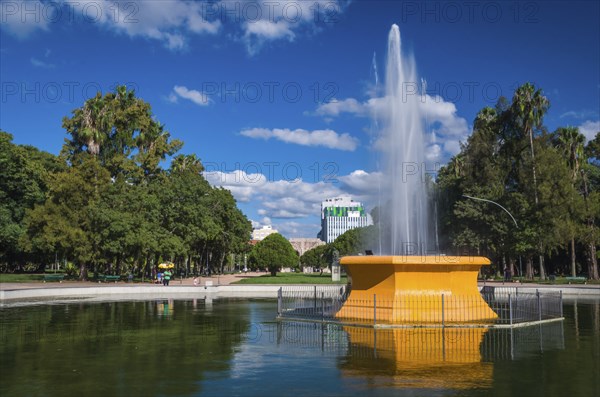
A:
382,24,429,255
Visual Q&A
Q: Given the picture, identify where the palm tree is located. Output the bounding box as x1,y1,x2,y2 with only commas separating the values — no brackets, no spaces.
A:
557,126,586,180
473,107,497,130
512,83,549,204
556,126,586,277
78,94,111,155
171,154,203,174
511,83,549,279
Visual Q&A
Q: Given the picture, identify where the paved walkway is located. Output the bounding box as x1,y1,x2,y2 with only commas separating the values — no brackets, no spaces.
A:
0,272,266,291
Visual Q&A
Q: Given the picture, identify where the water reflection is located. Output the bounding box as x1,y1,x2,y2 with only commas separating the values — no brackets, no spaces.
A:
0,300,251,396
480,321,565,360
156,299,175,317
275,322,566,390
0,299,597,397
341,327,493,389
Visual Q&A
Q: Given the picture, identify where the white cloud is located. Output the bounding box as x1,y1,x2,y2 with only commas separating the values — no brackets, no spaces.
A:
261,197,320,218
242,20,295,55
204,169,360,217
316,95,469,137
172,85,212,106
315,98,368,117
579,120,600,142
164,33,186,50
30,57,54,68
244,19,295,40
239,1,346,55
203,170,267,202
560,110,599,120
167,93,178,103
337,170,381,195
275,221,322,239
425,143,442,162
205,167,382,238
314,94,470,163
240,127,359,151
420,94,469,137
60,0,221,50
1,0,50,38
204,166,378,229
443,139,462,156
5,1,345,54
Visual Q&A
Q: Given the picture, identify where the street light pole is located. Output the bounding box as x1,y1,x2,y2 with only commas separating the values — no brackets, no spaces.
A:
462,195,522,277
462,195,518,228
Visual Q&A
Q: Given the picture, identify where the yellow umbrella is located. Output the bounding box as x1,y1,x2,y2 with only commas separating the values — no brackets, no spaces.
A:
158,262,174,269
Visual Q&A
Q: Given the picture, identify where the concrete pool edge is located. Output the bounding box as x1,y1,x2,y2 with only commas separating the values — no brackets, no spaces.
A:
0,284,282,303
1,282,598,304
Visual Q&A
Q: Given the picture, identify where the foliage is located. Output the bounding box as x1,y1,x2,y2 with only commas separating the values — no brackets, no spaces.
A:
436,83,600,280
248,233,298,276
61,86,182,181
0,131,65,270
232,273,347,284
298,225,379,272
331,225,378,256
1,87,251,279
299,244,329,269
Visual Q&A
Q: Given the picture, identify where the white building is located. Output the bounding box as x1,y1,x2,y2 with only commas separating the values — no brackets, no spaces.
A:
288,238,325,256
252,225,278,240
317,197,372,243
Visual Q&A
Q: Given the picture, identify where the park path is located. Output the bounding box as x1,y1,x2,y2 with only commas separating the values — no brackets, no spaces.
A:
0,272,266,291
1,273,598,294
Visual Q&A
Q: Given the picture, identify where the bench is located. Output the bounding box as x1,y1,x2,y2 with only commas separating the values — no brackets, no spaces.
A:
98,275,121,283
43,274,65,283
566,276,587,284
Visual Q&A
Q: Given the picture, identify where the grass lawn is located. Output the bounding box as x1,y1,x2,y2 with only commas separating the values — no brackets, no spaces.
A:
488,276,599,285
0,273,46,282
232,273,348,285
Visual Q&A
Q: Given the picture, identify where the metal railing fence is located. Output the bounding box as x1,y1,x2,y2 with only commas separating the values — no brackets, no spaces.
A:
277,285,563,327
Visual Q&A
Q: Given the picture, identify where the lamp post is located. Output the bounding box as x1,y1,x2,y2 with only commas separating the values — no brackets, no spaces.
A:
462,195,523,277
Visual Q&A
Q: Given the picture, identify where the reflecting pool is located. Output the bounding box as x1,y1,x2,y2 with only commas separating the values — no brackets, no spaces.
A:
1,298,598,396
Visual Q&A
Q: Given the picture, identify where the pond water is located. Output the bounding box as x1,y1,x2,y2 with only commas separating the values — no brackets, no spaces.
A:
1,298,598,396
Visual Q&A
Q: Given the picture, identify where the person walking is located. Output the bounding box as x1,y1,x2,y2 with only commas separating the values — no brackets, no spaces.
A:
163,269,172,286
503,266,511,283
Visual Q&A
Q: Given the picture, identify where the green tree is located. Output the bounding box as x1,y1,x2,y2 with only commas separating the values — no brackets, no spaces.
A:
331,225,378,257
22,157,111,279
300,244,329,270
435,85,591,280
248,233,297,276
0,131,63,271
581,133,600,279
554,126,587,277
510,83,550,279
6,88,253,281
62,86,182,181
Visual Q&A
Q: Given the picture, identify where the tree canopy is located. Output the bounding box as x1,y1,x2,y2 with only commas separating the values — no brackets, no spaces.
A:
1,87,251,279
248,233,298,276
436,83,599,280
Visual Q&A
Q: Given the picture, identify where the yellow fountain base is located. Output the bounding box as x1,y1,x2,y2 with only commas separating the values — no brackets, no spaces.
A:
337,255,498,324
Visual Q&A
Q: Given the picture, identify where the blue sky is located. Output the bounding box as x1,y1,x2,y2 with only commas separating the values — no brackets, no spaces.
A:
1,0,599,238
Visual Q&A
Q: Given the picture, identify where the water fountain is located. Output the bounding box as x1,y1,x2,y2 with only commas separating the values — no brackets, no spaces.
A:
337,24,496,323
